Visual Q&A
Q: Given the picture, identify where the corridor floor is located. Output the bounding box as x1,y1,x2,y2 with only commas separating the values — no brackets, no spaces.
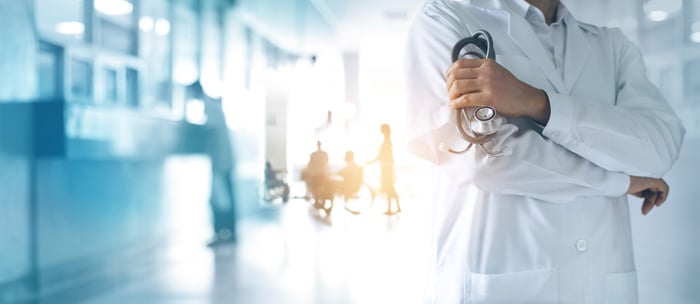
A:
79,197,432,304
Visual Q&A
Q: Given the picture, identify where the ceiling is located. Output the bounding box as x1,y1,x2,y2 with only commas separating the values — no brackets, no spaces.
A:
315,0,650,50
314,0,427,49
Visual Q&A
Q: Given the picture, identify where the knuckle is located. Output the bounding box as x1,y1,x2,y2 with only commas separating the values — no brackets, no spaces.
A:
448,86,458,99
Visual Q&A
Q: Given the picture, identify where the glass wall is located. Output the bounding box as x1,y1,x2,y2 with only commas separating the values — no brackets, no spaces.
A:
139,0,171,110
34,0,191,117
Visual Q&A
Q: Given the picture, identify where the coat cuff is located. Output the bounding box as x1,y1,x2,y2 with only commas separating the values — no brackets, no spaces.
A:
541,91,575,145
604,172,631,197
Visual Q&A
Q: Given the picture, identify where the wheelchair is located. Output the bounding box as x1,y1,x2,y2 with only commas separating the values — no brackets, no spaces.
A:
305,173,375,216
261,171,290,204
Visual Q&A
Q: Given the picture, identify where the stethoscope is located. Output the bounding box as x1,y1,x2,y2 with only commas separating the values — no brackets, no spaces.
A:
440,30,504,157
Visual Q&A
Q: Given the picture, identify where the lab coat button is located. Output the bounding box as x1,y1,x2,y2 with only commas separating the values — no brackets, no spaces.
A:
576,239,588,252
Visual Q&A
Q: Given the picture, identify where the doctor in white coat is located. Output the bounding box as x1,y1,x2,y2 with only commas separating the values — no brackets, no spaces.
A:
404,0,685,303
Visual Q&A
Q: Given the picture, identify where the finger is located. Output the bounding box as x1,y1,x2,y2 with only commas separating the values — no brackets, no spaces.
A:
642,197,655,215
446,59,484,78
446,68,481,89
657,182,669,206
454,58,485,69
648,191,659,208
656,189,668,207
661,187,669,204
448,79,481,99
451,92,488,109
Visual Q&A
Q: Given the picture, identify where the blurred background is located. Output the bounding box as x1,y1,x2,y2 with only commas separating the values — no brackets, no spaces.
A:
0,0,698,303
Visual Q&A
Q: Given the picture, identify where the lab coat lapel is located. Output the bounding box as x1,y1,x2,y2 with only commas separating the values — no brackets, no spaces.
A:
506,12,567,93
563,18,591,94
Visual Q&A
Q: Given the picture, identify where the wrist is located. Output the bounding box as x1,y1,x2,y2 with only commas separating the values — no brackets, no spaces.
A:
528,89,550,125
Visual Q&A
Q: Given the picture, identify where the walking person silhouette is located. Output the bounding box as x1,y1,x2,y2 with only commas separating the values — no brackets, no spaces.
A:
368,124,401,215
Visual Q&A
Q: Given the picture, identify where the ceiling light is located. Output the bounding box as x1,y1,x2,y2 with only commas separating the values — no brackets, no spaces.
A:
647,10,668,22
154,19,171,36
95,0,133,16
55,21,85,35
139,16,154,32
644,0,681,22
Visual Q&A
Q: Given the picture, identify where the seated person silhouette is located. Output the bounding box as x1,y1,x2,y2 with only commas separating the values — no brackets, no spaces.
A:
304,141,331,203
264,161,290,202
338,151,363,198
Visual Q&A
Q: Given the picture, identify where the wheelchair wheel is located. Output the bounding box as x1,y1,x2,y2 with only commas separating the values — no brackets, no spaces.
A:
343,183,375,215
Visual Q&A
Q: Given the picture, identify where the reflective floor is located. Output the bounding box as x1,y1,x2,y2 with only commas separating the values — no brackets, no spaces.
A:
74,195,432,304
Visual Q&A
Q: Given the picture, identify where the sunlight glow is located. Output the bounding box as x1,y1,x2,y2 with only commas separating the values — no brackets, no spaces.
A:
139,16,154,32
54,21,84,35
95,0,134,16
155,19,171,36
647,10,668,22
185,99,207,125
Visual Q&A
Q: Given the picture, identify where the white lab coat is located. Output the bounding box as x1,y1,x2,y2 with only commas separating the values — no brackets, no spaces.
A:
404,1,685,303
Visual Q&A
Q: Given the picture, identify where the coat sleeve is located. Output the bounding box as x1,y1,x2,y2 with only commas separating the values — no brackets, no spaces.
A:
542,29,685,178
404,5,630,203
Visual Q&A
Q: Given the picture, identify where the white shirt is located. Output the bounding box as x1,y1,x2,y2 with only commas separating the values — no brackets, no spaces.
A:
403,0,685,303
506,0,568,74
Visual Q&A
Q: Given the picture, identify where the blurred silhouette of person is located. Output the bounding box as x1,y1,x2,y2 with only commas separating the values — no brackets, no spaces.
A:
303,141,330,207
264,160,290,203
338,151,363,198
188,80,237,246
368,124,401,215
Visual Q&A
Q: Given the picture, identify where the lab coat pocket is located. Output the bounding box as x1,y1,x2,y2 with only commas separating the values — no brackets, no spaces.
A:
465,269,558,304
604,271,638,304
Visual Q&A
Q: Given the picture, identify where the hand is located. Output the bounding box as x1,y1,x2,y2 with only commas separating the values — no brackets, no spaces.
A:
627,176,669,216
445,59,551,125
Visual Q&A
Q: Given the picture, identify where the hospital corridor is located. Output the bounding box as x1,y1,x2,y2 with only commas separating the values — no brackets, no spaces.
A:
0,0,699,303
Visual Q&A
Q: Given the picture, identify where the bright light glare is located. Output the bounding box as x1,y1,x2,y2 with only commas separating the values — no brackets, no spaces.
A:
648,10,669,22
174,64,198,85
155,19,171,36
139,16,154,32
186,99,208,125
55,21,85,35
691,32,700,43
643,0,680,22
95,0,134,16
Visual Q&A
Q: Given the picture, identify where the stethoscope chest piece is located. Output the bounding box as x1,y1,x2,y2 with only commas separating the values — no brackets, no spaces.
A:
470,106,501,136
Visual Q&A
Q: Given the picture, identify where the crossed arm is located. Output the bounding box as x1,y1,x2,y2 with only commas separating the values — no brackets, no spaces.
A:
405,11,684,214
445,57,673,214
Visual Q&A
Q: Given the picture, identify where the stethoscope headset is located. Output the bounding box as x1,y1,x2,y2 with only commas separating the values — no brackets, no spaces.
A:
440,30,504,157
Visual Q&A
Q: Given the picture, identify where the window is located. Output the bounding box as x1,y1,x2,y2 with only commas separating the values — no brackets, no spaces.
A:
70,58,93,101
101,67,118,103
95,0,137,54
126,67,139,106
38,42,64,99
